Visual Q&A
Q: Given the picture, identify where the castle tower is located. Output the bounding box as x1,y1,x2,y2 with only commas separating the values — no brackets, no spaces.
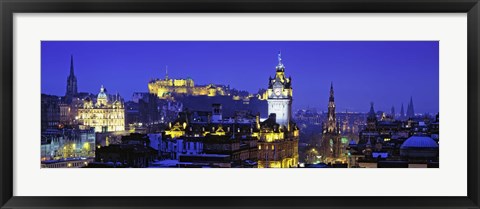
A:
267,52,293,128
65,55,78,102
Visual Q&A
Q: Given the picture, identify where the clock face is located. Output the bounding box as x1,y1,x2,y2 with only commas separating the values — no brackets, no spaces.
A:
274,88,282,96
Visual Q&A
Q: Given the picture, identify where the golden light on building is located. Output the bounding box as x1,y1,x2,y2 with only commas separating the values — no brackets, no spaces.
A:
165,122,186,139
77,85,125,133
148,73,227,99
257,52,299,168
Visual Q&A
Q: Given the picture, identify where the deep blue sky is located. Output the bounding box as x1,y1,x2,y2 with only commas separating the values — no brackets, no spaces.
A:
41,41,439,113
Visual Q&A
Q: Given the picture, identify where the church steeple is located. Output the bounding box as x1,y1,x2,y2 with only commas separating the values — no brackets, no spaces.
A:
66,54,78,101
69,55,75,77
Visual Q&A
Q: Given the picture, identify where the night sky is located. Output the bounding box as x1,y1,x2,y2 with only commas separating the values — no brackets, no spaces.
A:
41,41,439,113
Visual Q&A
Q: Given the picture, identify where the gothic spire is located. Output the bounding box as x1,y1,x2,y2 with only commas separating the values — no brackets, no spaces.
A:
66,54,78,99
329,82,334,102
70,54,74,76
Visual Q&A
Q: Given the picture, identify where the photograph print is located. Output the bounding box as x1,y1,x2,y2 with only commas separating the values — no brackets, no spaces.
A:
41,41,439,168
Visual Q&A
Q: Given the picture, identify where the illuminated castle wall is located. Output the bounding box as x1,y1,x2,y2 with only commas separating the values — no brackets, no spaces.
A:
148,70,228,99
78,85,125,133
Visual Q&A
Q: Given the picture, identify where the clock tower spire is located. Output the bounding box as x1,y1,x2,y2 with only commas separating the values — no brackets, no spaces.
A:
267,52,292,127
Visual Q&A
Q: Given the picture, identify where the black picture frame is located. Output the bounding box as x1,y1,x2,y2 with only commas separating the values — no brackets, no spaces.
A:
1,0,479,208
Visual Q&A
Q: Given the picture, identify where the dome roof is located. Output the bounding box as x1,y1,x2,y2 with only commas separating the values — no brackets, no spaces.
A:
401,136,438,149
97,85,108,100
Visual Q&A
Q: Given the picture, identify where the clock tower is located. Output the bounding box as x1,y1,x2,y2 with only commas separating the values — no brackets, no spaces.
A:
267,53,293,128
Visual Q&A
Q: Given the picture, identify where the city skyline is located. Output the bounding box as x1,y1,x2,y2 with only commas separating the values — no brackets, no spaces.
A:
41,41,439,113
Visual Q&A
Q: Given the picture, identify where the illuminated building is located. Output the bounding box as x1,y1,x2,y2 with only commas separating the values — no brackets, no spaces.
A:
148,67,228,99
59,55,96,126
320,83,343,163
161,104,259,167
258,53,299,168
59,98,84,126
41,158,94,168
77,85,125,133
41,127,96,167
266,53,293,127
346,103,439,168
158,54,298,168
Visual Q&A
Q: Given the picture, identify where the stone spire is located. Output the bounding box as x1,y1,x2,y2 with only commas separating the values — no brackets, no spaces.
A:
65,54,78,100
326,82,337,133
69,55,75,77
329,82,334,102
